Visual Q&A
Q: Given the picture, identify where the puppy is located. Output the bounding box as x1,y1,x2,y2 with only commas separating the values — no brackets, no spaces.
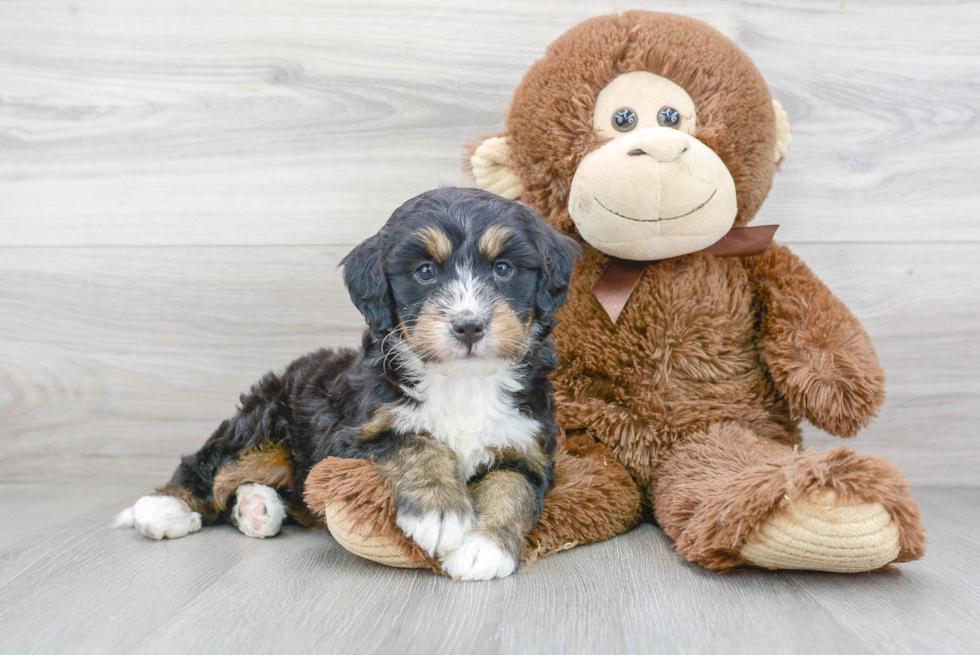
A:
116,187,579,580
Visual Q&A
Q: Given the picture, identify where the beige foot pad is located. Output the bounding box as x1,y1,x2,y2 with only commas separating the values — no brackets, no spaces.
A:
740,490,901,572
322,502,427,569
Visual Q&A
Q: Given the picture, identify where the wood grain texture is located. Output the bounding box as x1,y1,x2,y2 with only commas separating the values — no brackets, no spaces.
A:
1,0,979,246
1,0,978,487
1,242,977,485
0,484,978,654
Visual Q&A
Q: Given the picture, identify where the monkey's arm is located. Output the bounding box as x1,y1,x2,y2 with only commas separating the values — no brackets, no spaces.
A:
746,243,885,438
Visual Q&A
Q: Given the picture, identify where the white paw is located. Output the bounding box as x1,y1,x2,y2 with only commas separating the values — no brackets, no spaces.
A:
232,483,286,538
396,509,474,558
120,495,202,540
441,534,517,581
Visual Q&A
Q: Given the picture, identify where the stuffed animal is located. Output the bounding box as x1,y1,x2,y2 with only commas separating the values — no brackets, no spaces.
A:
305,11,926,573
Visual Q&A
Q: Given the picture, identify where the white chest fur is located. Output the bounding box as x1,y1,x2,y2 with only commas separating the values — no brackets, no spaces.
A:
391,359,541,480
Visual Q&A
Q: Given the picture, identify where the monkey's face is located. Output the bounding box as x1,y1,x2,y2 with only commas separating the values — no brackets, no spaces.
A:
470,12,789,260
567,72,738,261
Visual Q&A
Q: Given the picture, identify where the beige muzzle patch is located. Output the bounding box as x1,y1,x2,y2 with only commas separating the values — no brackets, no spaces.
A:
568,127,738,261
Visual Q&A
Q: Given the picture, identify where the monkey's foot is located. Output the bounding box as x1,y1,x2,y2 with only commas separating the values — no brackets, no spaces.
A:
654,424,926,572
323,500,428,569
304,457,432,570
740,490,900,572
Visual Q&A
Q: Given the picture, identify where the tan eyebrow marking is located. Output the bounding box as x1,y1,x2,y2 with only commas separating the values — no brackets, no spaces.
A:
479,225,513,260
416,226,452,263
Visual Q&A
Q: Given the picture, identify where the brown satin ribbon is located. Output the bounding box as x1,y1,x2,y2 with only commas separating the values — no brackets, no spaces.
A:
592,225,779,323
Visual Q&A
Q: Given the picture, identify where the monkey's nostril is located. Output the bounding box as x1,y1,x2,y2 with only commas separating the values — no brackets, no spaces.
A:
627,148,647,157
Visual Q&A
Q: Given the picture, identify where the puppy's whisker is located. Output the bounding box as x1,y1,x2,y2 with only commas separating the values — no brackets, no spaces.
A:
378,329,407,375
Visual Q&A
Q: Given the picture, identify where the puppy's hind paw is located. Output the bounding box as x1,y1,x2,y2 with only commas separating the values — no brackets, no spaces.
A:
232,483,286,538
396,509,474,558
125,495,202,540
441,534,517,581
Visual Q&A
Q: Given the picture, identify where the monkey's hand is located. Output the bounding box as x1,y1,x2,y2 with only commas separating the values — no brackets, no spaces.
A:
748,244,885,438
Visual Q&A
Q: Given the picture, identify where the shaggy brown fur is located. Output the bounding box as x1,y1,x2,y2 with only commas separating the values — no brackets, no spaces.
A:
552,247,802,490
746,244,887,438
652,422,926,571
521,432,643,563
505,11,777,234
304,457,438,572
498,11,924,569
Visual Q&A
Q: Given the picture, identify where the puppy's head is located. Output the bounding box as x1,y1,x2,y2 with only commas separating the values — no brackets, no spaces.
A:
342,187,580,365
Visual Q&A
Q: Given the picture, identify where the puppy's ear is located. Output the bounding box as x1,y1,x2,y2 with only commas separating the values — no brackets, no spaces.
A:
341,234,395,338
533,224,581,324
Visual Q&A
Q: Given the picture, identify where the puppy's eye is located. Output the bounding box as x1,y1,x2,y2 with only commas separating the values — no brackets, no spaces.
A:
657,106,681,128
493,262,513,279
612,107,638,132
415,263,436,282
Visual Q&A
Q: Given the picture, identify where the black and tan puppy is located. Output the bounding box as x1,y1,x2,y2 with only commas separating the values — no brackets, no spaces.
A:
116,187,579,580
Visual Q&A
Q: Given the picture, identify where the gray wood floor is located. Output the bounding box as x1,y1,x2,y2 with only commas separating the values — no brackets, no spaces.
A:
0,485,977,655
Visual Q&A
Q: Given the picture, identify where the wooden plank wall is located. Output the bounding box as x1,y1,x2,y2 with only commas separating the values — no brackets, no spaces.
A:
1,0,978,486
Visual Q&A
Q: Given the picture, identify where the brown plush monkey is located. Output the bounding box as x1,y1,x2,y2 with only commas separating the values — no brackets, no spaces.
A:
306,11,926,573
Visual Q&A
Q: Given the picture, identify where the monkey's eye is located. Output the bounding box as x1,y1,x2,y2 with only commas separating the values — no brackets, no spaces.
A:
415,263,436,282
612,107,638,132
493,262,513,279
657,106,681,128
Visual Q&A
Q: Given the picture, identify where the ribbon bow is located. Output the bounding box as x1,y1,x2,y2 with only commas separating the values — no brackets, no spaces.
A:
591,225,779,323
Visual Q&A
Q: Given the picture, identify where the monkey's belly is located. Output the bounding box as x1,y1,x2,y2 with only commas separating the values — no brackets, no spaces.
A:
552,253,800,485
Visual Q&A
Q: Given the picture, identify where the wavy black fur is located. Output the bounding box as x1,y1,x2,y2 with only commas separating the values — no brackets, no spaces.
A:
160,187,579,530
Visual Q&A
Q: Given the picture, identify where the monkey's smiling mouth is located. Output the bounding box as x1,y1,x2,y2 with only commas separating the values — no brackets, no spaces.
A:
595,189,717,223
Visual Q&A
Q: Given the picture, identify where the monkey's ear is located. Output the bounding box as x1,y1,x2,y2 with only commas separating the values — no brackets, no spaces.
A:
773,99,792,162
470,136,524,200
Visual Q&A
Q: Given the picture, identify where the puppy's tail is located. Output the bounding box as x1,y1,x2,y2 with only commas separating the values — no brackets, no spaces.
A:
113,506,135,528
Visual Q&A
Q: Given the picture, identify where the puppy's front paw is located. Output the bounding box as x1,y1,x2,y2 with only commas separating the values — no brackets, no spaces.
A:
441,534,517,581
396,508,475,558
123,495,202,540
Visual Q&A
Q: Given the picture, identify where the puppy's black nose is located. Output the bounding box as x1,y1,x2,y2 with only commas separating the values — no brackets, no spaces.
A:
451,314,485,346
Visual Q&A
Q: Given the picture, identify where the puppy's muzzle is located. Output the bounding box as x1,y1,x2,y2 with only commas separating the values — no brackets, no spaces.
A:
450,312,486,347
